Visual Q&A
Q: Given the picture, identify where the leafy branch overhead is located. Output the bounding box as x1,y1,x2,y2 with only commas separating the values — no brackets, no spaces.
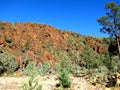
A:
97,2,120,37
97,2,120,57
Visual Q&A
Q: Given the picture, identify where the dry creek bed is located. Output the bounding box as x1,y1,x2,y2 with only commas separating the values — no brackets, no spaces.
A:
0,74,119,90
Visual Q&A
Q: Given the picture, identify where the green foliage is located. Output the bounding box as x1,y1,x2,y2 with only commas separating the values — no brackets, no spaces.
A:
81,46,104,69
0,21,5,30
42,42,63,59
21,41,30,52
24,62,37,77
37,62,43,75
53,53,72,88
97,2,120,57
59,68,71,88
54,52,77,74
37,61,51,75
89,66,108,85
22,62,42,90
57,86,64,90
80,46,117,71
97,2,120,38
60,54,72,73
65,35,85,48
23,56,31,63
54,63,61,74
110,56,120,72
42,61,51,75
103,52,112,69
21,76,42,90
10,23,17,30
0,52,18,74
43,36,84,66
70,65,88,75
4,37,12,43
64,35,85,66
103,37,115,44
24,41,30,50
58,54,72,88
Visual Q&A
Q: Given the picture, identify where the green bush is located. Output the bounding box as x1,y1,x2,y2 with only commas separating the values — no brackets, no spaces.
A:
42,61,51,75
81,46,104,69
54,52,75,73
22,62,42,90
35,61,51,75
37,62,43,75
103,52,112,70
59,68,71,88
54,63,61,74
0,52,18,74
21,41,30,52
24,61,51,76
89,66,108,85
23,56,30,62
58,54,72,88
60,54,72,72
24,62,37,77
110,56,120,73
25,41,30,50
21,76,42,90
4,37,12,43
54,53,73,74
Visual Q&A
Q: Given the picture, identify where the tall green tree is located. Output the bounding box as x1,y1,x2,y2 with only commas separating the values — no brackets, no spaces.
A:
97,2,120,57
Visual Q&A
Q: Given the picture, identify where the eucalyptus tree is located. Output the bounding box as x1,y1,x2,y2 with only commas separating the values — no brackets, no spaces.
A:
97,2,120,57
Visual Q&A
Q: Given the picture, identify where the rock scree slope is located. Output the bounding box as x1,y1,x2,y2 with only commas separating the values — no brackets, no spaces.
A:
0,21,109,68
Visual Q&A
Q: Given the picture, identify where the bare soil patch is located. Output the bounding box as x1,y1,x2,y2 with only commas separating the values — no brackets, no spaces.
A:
0,74,98,90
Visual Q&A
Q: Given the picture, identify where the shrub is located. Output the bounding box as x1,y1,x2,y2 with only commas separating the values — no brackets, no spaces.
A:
25,41,30,50
58,54,72,88
35,61,51,75
24,56,31,62
21,76,42,90
4,37,12,43
103,51,112,70
21,41,30,52
22,62,42,90
42,61,51,75
54,63,61,74
110,56,120,73
89,66,108,85
37,62,43,75
102,37,115,44
59,68,71,88
24,62,37,77
54,53,73,74
0,52,18,74
60,54,72,72
81,46,104,69
22,55,30,67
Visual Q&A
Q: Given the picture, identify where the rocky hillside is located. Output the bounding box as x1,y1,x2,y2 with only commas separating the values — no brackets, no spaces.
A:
0,21,110,68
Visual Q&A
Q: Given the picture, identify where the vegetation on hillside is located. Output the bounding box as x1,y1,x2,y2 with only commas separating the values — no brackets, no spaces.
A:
0,2,120,89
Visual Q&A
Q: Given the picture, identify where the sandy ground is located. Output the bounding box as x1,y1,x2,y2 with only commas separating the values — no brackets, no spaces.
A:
0,74,118,90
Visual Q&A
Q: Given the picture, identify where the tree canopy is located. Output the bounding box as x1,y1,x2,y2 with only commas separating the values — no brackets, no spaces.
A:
97,2,120,57
97,2,120,38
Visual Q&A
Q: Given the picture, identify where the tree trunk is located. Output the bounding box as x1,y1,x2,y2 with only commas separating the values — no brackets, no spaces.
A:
116,37,120,59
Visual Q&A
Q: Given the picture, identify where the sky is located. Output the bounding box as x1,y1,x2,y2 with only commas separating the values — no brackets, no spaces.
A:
0,0,119,37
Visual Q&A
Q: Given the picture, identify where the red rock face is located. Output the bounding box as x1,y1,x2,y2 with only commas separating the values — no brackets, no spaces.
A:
85,36,108,53
0,22,109,68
